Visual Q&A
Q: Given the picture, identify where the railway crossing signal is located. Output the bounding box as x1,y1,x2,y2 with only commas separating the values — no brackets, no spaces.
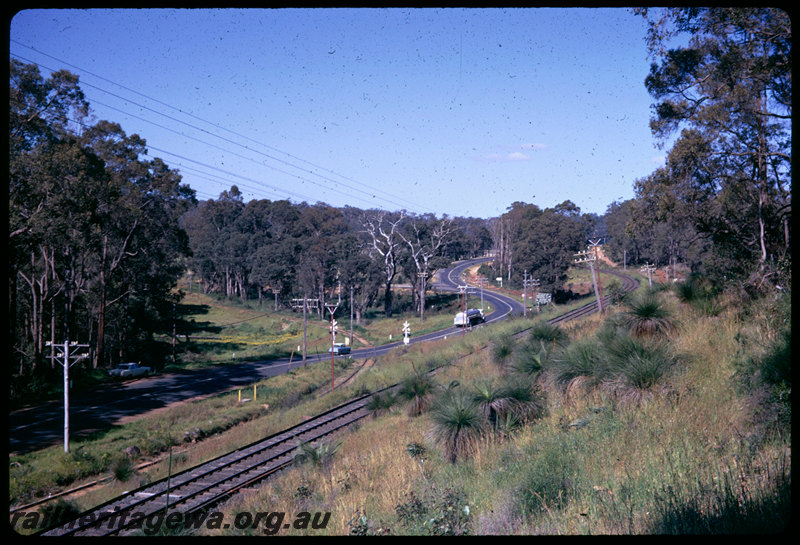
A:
402,321,411,345
326,303,339,391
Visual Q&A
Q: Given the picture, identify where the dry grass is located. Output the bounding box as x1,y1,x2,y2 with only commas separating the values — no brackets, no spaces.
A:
14,287,789,536
205,290,790,536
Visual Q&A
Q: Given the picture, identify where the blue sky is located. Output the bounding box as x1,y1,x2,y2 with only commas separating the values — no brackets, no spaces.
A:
10,7,667,218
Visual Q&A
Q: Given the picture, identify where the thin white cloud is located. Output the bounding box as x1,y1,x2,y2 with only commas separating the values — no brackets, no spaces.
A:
474,142,547,162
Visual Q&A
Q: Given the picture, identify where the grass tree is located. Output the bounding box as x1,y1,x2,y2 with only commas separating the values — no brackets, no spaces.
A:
294,438,342,467
398,372,438,417
429,389,484,464
528,321,568,352
293,438,343,488
365,391,397,418
550,337,608,388
510,337,550,379
618,291,676,338
472,379,543,431
490,332,515,368
604,334,678,391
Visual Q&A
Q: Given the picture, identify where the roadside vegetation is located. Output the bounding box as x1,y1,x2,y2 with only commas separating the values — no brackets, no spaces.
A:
11,270,790,535
218,277,787,536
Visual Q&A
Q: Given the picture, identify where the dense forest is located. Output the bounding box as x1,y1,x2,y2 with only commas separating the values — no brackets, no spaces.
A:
9,8,790,402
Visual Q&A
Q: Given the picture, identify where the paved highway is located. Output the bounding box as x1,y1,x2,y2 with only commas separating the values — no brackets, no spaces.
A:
8,257,521,455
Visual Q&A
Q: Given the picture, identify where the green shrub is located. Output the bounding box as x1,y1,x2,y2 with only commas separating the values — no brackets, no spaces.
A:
395,487,472,535
515,437,582,516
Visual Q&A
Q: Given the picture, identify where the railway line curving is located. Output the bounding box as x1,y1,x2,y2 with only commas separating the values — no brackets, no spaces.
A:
33,260,639,536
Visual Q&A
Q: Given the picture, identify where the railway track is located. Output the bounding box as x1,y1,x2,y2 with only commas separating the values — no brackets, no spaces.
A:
38,391,383,536
547,268,639,325
34,266,639,536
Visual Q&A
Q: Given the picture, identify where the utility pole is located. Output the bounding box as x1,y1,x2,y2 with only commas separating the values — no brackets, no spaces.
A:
458,284,468,336
522,271,538,317
476,276,487,311
46,340,89,453
588,238,605,311
530,277,540,312
640,263,656,289
574,246,604,313
350,285,354,350
292,297,319,367
172,302,177,366
523,270,528,317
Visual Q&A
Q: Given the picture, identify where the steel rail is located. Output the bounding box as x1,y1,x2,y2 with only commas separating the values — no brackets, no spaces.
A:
34,263,639,537
38,392,380,536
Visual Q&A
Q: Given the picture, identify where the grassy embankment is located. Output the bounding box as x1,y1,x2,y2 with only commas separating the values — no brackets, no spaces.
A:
195,277,790,535
8,285,504,516
11,271,789,535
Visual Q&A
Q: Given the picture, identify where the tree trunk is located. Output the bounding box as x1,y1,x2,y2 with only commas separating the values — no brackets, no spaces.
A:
384,281,393,318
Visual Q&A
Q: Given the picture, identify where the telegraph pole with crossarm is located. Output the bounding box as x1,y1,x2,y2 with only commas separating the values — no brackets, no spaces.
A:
46,340,89,453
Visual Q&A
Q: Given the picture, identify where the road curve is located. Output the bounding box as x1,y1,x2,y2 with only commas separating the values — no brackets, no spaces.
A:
8,257,631,455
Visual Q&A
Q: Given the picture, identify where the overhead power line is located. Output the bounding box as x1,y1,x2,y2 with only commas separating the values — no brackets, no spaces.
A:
11,43,436,214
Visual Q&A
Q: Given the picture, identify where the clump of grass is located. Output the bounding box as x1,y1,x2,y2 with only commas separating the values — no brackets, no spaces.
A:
514,435,582,516
649,451,791,534
111,456,135,482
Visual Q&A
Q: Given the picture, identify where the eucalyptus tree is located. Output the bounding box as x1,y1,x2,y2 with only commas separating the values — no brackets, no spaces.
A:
636,7,791,287
183,187,245,298
512,201,586,295
241,198,301,307
77,121,194,367
398,214,456,320
362,210,406,317
338,246,383,326
9,60,89,372
10,61,194,376
295,203,349,315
